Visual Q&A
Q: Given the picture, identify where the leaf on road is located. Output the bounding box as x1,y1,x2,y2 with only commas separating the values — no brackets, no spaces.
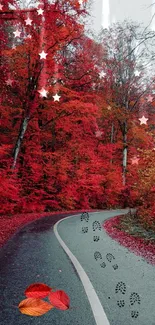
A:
24,283,52,298
48,290,70,310
18,297,53,316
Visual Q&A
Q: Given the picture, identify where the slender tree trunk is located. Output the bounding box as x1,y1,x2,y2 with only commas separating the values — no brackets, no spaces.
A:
111,122,114,143
110,122,114,164
12,116,29,169
122,121,127,185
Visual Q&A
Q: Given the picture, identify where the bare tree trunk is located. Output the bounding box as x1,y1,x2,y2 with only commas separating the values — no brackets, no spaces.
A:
111,122,114,143
122,121,127,186
12,116,29,169
110,122,114,164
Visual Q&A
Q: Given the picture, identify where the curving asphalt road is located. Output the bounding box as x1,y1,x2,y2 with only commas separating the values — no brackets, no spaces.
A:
0,209,155,325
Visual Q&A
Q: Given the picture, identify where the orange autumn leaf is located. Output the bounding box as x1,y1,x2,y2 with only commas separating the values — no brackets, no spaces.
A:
48,290,70,310
18,297,53,316
25,283,52,298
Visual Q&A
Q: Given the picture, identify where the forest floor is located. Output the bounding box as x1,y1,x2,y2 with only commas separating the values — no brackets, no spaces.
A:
103,212,155,265
0,209,155,265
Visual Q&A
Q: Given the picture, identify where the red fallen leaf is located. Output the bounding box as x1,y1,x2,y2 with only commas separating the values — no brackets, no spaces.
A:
25,283,52,298
18,297,53,316
48,290,70,310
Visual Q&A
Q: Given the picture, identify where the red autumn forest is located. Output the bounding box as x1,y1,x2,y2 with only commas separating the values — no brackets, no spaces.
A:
1,0,155,237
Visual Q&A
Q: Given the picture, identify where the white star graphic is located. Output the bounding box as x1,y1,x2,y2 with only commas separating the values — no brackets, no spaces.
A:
147,95,153,103
25,17,32,25
39,50,48,59
99,71,106,79
139,115,148,125
53,93,61,101
26,34,32,39
79,0,83,4
6,79,13,86
37,8,44,15
95,130,103,138
13,29,21,38
38,88,48,98
0,4,3,10
131,156,139,165
12,44,16,49
134,70,140,77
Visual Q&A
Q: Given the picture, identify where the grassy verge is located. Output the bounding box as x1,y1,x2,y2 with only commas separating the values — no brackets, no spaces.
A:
116,211,155,243
103,211,155,265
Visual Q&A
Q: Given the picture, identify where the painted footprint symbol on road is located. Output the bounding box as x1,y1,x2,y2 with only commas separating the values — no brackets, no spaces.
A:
94,251,102,261
81,212,89,222
115,281,141,319
94,252,119,270
81,212,89,234
130,292,141,319
94,251,106,268
106,253,118,270
130,292,141,306
92,221,101,231
92,221,101,242
82,226,88,233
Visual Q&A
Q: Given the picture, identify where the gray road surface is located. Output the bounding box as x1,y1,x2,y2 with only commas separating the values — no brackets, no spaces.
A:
0,210,155,325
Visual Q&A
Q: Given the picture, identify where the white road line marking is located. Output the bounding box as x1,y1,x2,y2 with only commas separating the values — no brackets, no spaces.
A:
54,213,110,325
